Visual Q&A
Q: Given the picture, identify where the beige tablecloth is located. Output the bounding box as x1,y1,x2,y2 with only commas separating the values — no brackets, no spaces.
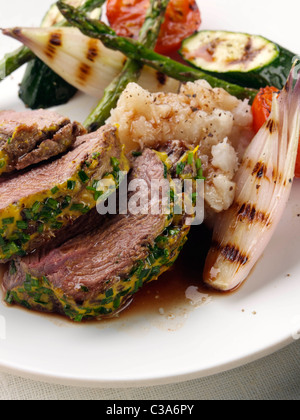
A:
0,340,299,400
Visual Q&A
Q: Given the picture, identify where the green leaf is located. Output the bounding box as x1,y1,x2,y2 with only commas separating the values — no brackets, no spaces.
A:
51,186,59,194
16,220,28,230
2,217,14,225
67,180,76,190
78,170,89,183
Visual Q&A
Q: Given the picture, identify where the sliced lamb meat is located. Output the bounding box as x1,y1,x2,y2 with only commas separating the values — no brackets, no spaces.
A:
28,207,102,260
0,125,129,262
3,149,190,321
0,109,86,174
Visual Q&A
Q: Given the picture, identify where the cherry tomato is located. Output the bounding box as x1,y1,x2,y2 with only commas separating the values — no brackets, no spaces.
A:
252,86,280,133
106,0,201,54
252,86,300,178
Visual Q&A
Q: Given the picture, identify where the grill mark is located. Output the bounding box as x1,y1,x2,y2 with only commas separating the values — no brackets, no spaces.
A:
156,72,167,86
212,241,248,265
45,31,62,59
245,158,284,183
50,32,62,46
206,39,221,57
11,28,22,37
252,161,266,179
284,79,290,93
76,63,91,84
266,118,277,134
251,160,284,184
236,202,269,224
87,39,99,62
229,37,263,66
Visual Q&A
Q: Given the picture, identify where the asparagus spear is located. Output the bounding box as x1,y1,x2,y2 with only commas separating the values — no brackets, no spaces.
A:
85,0,170,131
0,47,33,81
67,0,105,15
57,1,258,103
0,0,105,82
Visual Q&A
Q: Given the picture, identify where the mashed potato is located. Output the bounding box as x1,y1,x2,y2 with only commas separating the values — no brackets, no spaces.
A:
109,80,254,213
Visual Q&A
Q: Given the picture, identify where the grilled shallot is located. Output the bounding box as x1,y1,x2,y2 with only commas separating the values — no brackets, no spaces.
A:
2,27,179,98
203,65,300,291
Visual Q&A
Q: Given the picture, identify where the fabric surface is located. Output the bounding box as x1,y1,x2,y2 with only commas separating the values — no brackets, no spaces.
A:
0,340,299,400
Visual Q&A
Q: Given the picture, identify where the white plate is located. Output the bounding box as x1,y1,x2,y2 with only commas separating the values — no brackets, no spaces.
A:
0,0,299,388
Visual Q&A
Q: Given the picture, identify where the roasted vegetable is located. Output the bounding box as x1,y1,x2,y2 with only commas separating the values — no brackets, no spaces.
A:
0,0,103,109
2,3,256,104
54,2,258,102
252,86,280,133
180,30,296,90
203,64,300,291
0,126,130,262
85,0,171,131
41,0,103,27
19,0,104,109
2,27,179,105
19,57,78,110
0,47,33,82
0,0,104,82
251,86,300,178
106,0,201,54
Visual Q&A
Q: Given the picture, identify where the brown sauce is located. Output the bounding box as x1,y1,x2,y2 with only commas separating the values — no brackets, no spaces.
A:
123,223,216,318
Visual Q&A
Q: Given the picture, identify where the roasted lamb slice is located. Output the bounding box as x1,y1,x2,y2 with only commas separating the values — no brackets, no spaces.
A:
0,125,129,262
0,109,85,174
4,149,191,321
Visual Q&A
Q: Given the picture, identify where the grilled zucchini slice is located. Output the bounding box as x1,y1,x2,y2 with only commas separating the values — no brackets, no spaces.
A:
180,30,295,89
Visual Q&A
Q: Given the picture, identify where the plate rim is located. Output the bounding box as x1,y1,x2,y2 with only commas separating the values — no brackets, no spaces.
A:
0,335,294,387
